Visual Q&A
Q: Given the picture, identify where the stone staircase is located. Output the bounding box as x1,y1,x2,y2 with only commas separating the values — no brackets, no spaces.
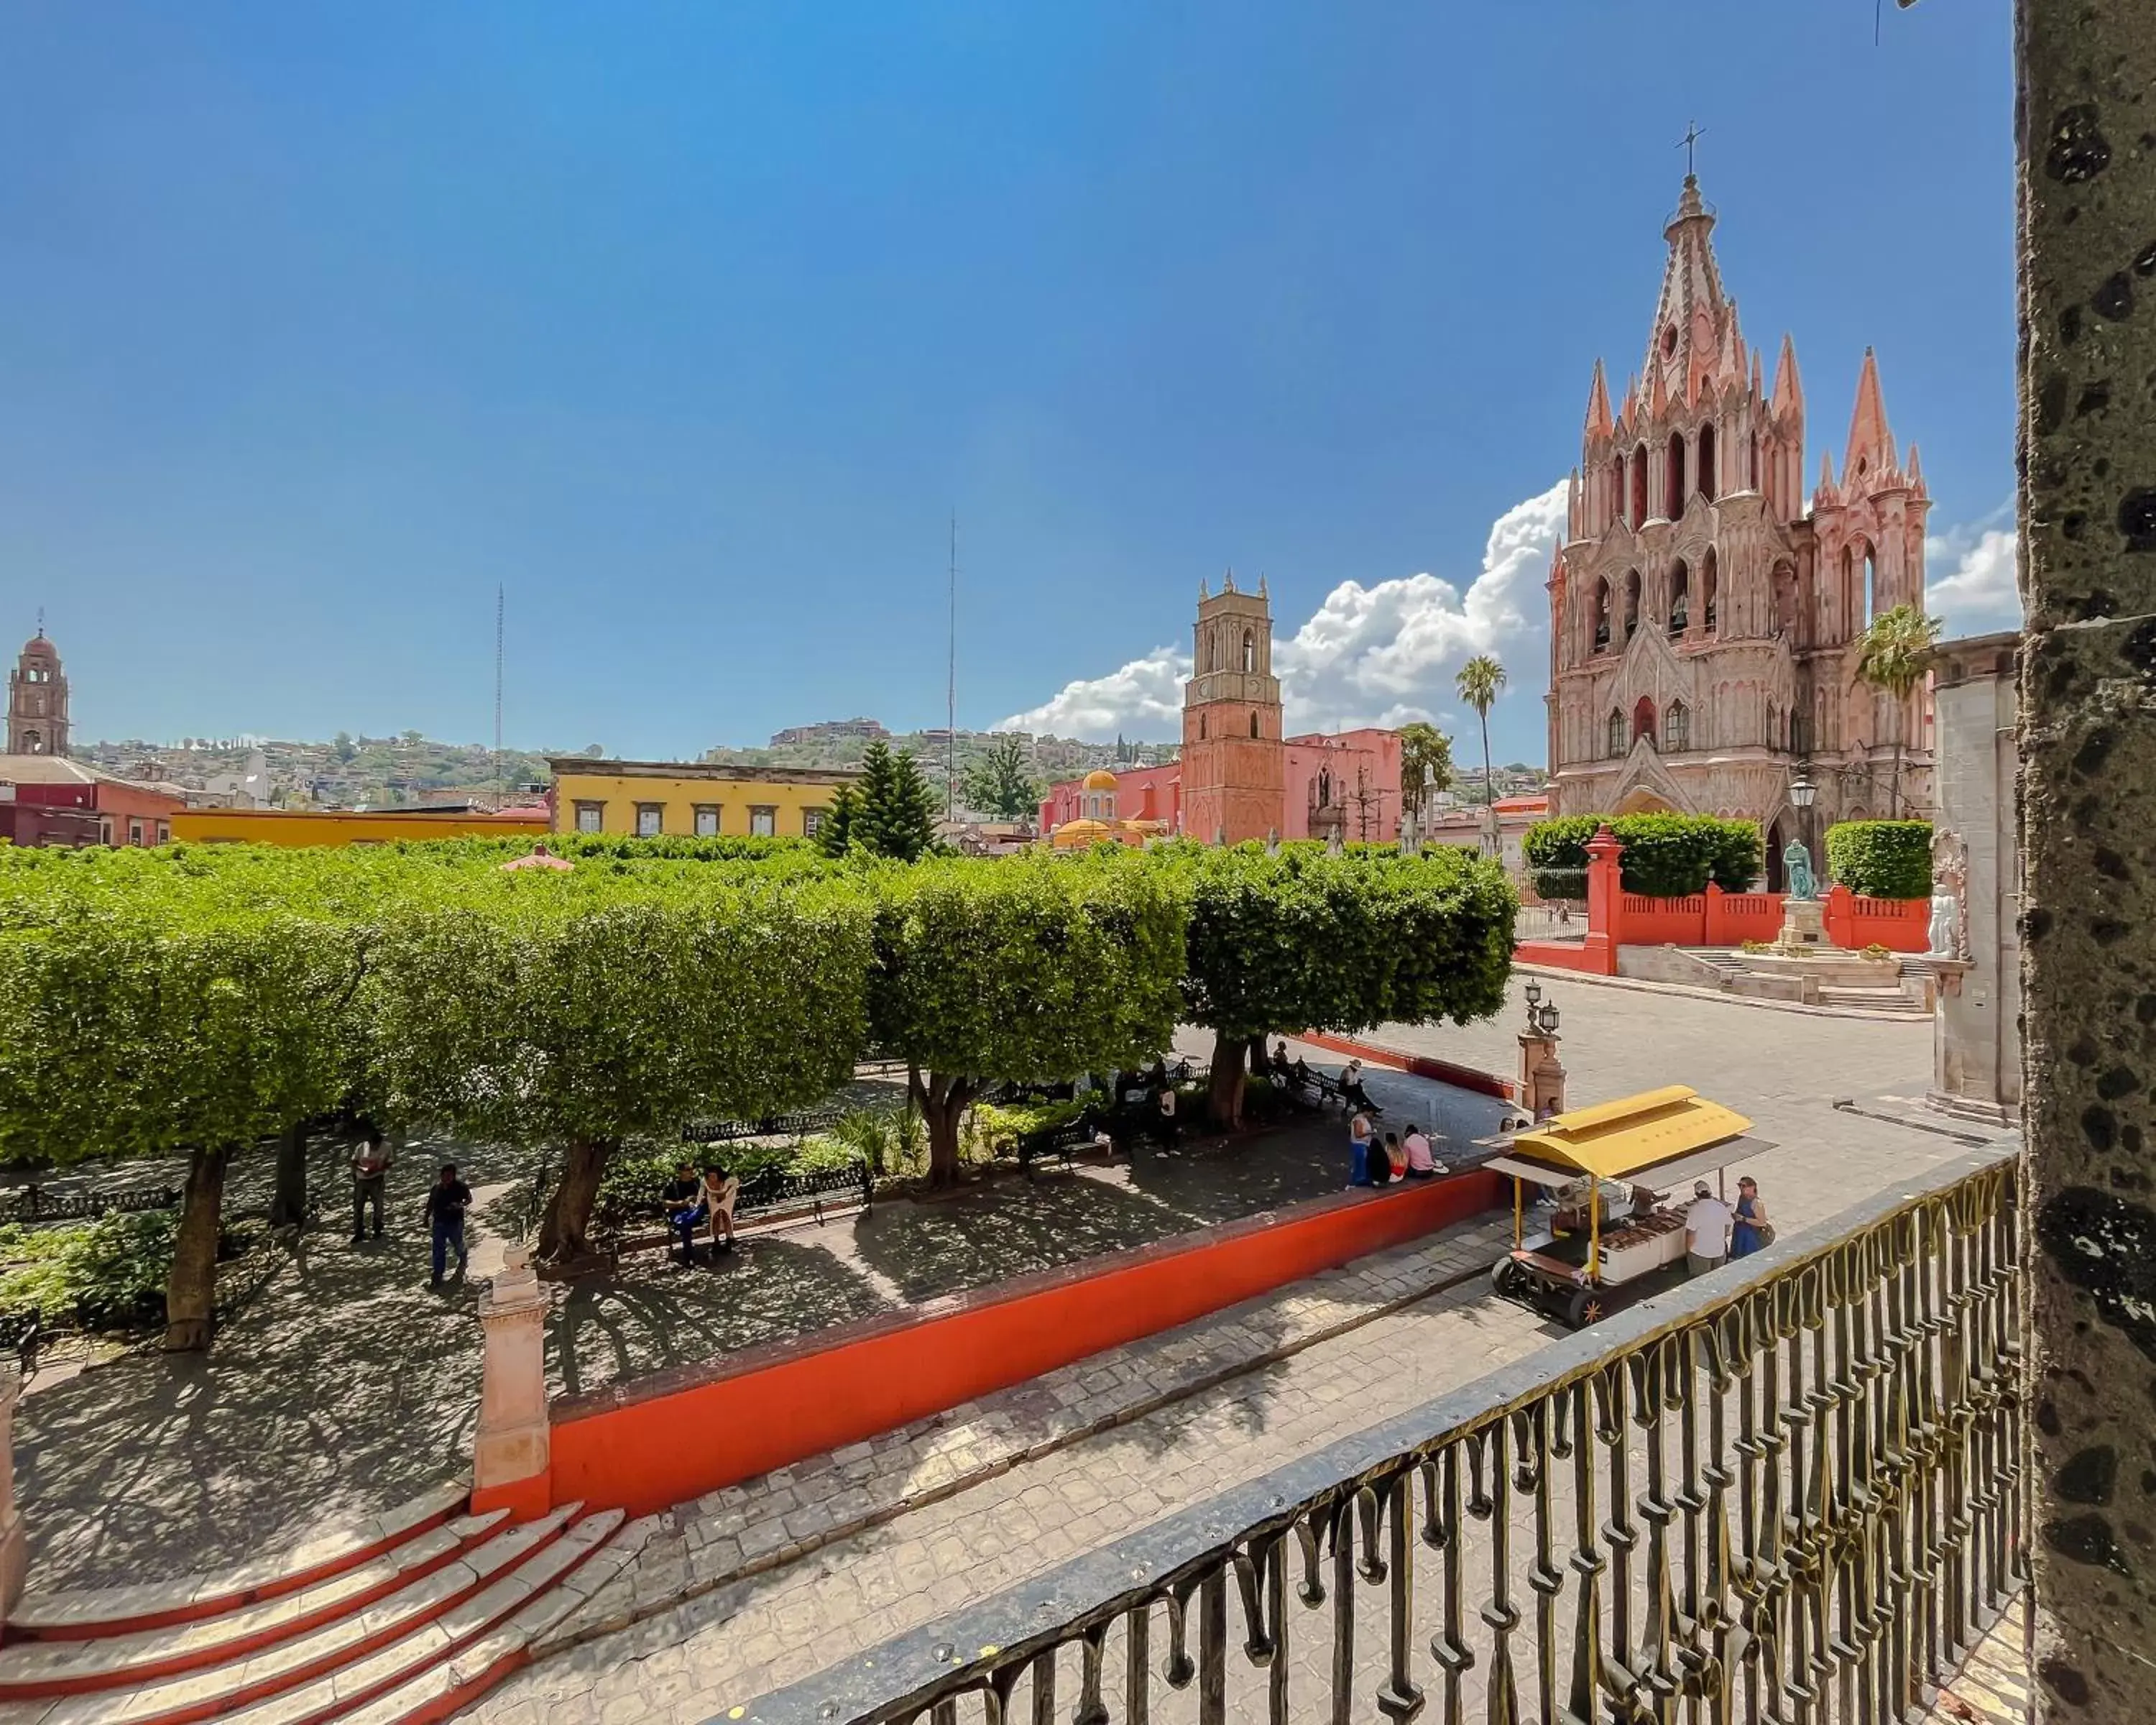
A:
0,1481,648,1725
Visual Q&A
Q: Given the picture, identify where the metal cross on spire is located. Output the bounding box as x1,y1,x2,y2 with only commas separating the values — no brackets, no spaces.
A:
1677,121,1707,178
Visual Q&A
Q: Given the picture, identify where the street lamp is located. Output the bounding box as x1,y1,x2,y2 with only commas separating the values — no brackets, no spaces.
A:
1524,978,1542,1011
1789,769,1818,870
1539,1002,1560,1036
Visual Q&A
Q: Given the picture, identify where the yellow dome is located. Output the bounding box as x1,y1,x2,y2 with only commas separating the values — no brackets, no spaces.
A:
1081,768,1119,792
1051,818,1112,849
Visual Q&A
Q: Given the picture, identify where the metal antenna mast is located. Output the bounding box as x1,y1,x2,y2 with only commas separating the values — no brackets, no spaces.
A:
957,513,966,824
494,584,505,803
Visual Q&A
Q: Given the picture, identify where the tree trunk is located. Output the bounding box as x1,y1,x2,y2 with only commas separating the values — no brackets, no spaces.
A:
911,1068,972,1190
1208,1028,1247,1130
1890,738,1904,818
537,1136,614,1264
163,1144,231,1353
267,1122,308,1229
1246,1036,1268,1078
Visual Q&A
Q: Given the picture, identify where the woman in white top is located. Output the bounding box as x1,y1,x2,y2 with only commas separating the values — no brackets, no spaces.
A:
700,1164,740,1254
1348,1110,1375,1185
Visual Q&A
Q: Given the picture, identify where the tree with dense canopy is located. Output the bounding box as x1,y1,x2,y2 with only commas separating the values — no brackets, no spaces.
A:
1395,722,1455,823
869,850,1184,1186
961,733,1043,822
842,741,941,861
1176,843,1516,1126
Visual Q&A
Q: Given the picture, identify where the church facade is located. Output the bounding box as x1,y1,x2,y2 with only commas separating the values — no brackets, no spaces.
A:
1547,175,1934,885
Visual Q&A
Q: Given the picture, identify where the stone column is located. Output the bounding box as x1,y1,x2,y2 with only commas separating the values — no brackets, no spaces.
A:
1583,824,1622,975
1516,1031,1567,1119
2020,1,2156,1716
0,1365,25,1620
470,1244,553,1519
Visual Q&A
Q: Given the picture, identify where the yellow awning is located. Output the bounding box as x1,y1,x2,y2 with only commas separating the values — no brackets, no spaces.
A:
1506,1085,1753,1182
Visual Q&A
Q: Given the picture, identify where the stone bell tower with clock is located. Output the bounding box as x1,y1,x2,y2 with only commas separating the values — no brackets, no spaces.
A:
1180,574,1284,845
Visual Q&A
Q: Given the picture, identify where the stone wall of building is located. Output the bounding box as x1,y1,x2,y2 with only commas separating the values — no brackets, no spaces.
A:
1929,632,2021,1120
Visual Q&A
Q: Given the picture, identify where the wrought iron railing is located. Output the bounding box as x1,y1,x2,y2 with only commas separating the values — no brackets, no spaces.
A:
738,1146,2020,1725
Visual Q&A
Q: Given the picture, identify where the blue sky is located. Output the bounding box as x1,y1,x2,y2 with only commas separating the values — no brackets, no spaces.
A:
0,2,2016,765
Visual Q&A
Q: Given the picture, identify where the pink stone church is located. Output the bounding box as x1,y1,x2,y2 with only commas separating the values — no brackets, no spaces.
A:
1547,174,1935,887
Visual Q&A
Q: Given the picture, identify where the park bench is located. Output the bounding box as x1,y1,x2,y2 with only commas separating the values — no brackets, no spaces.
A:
0,1184,183,1227
680,1107,849,1146
603,1158,875,1263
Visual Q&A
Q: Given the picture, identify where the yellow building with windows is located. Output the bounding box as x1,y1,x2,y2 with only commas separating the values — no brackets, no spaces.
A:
170,807,550,846
546,758,858,842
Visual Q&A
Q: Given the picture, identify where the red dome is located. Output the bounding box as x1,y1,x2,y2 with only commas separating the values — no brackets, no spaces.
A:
20,635,55,658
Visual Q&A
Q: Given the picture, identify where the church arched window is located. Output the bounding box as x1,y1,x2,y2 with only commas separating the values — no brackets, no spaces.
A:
1607,710,1626,758
1665,432,1686,519
1631,444,1649,527
1665,701,1690,753
1669,559,1690,635
1697,422,1717,502
1199,713,1207,740
1632,696,1657,747
1242,630,1256,674
1863,543,1879,623
1701,546,1719,632
1249,711,1259,739
1593,578,1612,653
1612,451,1626,530
1623,570,1641,640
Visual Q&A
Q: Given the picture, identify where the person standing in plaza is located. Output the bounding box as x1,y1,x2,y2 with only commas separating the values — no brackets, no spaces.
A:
1730,1177,1772,1258
699,1163,739,1258
1348,1108,1375,1186
423,1163,472,1288
1683,1179,1732,1278
1156,1082,1179,1156
349,1128,394,1244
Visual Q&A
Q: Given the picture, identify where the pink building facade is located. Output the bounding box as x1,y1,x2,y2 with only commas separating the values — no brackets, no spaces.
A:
1038,762,1182,834
1282,729,1401,844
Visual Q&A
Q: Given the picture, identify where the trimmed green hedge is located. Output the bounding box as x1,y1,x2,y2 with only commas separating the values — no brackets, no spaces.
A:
1825,820,1932,900
1524,814,1763,898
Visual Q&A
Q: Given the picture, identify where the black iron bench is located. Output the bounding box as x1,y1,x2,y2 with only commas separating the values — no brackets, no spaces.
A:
680,1108,849,1146
607,1159,875,1261
1,1184,183,1226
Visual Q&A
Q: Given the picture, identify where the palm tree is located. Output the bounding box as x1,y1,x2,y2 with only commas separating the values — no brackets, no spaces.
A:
1454,654,1507,851
1853,603,1942,816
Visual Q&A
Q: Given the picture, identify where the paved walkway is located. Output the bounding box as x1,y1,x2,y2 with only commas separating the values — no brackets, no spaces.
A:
463,982,1987,1725
16,1062,1504,1593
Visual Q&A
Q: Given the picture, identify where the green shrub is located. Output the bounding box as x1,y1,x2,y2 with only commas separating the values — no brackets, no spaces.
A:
1825,821,1932,900
0,1211,178,1328
1524,814,1762,898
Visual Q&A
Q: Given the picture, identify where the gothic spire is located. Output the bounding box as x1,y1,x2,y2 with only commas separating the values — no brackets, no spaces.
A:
1843,346,1896,481
1584,359,1613,439
1768,333,1805,420
1641,173,1729,397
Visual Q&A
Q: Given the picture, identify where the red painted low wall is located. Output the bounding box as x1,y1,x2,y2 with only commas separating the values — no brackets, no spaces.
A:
1295,1030,1514,1100
1515,939,1613,976
1823,885,1929,952
537,1168,1506,1519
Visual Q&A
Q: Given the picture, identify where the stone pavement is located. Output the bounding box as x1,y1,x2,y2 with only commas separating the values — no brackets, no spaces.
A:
461,980,1987,1725
15,1062,1503,1594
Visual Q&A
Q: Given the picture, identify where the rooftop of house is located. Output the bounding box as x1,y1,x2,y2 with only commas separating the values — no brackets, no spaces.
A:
546,756,862,786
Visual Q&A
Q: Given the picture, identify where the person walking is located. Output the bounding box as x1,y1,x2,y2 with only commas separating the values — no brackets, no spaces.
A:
1156,1083,1180,1157
1730,1177,1773,1258
1683,1180,1732,1279
423,1164,472,1288
350,1128,395,1244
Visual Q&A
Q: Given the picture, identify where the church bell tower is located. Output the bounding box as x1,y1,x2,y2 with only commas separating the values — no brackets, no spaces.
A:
1180,574,1284,845
7,628,68,757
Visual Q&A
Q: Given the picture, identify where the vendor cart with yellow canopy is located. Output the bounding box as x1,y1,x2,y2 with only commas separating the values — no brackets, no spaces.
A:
1485,1085,1774,1329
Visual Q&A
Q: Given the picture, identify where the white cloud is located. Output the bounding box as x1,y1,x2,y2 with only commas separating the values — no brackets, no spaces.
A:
998,645,1189,739
997,477,1570,742
1925,505,2022,635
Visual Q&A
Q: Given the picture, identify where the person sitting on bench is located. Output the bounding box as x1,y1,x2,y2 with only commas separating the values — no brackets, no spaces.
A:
1271,1040,1293,1077
662,1162,705,1267
700,1163,740,1257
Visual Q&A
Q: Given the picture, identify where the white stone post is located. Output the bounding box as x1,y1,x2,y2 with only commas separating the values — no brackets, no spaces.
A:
0,1363,27,1619
472,1244,552,1516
